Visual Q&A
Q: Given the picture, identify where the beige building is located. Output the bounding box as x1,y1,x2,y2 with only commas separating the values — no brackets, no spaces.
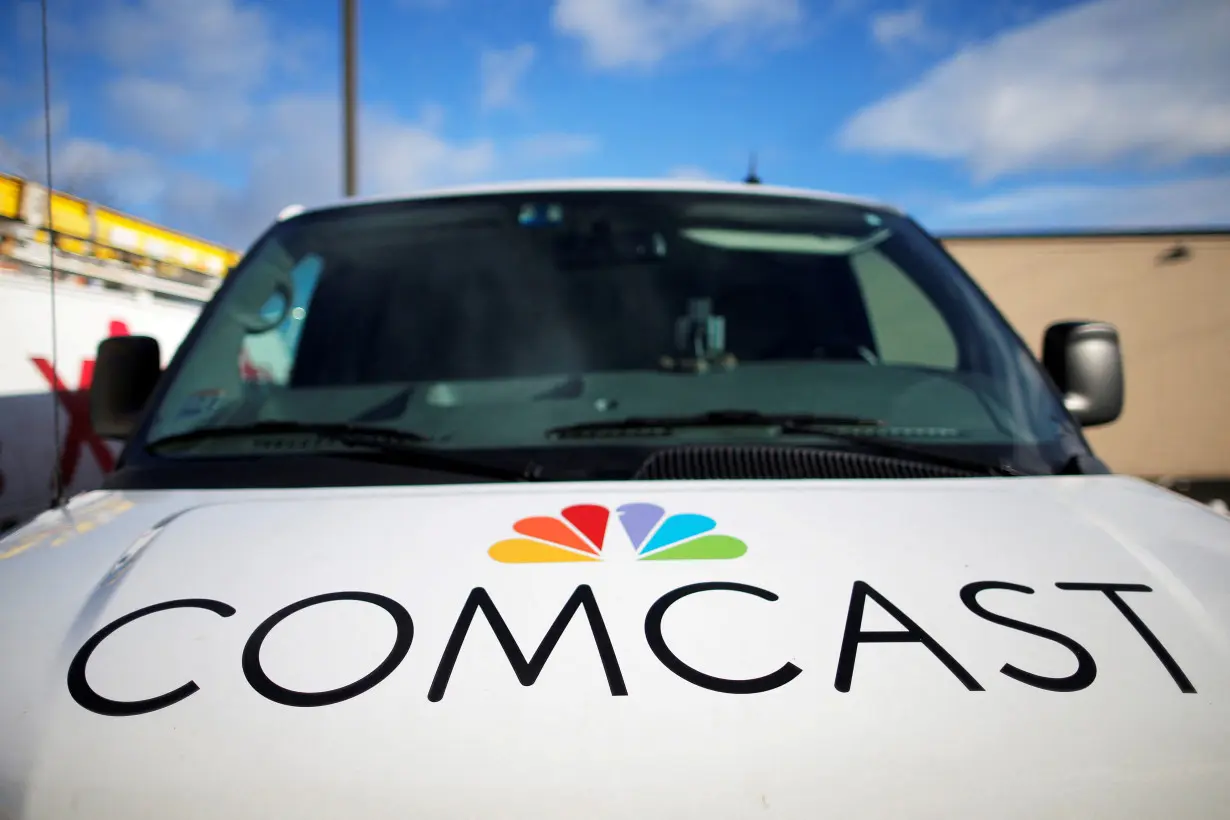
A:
941,229,1230,501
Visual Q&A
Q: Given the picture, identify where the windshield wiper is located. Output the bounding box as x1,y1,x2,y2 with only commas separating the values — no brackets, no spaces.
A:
145,421,536,482
547,410,1025,477
548,410,884,438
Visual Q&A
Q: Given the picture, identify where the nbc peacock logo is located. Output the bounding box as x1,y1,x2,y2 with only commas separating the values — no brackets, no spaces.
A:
488,502,748,564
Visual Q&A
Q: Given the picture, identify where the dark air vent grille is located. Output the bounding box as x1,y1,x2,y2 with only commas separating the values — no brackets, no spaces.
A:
632,445,981,481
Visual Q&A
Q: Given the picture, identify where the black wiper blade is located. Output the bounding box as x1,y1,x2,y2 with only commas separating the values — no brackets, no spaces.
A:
146,421,536,482
146,420,431,450
548,410,884,438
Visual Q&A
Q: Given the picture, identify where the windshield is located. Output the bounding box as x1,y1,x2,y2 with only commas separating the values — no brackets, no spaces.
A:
132,187,1083,479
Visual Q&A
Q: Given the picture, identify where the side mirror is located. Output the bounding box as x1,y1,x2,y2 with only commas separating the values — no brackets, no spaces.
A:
1042,320,1124,427
90,336,163,440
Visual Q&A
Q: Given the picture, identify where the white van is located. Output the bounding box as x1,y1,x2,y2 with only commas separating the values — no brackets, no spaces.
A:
3,179,1229,819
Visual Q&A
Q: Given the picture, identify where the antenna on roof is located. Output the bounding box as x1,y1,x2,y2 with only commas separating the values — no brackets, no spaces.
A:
743,152,762,185
39,0,67,512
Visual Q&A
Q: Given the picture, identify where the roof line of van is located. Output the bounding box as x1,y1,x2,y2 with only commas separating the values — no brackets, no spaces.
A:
938,226,1230,241
287,178,904,221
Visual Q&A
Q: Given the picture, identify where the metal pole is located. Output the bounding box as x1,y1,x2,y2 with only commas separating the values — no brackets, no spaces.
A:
343,0,357,197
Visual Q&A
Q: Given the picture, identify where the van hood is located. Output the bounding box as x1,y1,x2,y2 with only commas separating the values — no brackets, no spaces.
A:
2,476,1230,818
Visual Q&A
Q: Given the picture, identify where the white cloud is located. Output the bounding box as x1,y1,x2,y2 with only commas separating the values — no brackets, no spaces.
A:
838,0,1230,180
551,0,803,69
159,96,498,245
95,0,320,152
147,102,600,247
512,133,601,163
20,0,598,248
418,102,447,132
870,8,929,49
480,43,537,111
666,165,715,180
19,103,70,143
63,0,496,244
0,131,162,207
105,76,250,151
0,137,38,178
924,176,1230,232
98,0,272,89
14,0,92,50
52,138,165,207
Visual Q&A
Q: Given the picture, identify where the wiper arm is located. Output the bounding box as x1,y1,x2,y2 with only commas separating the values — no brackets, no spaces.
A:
548,410,884,438
145,421,536,482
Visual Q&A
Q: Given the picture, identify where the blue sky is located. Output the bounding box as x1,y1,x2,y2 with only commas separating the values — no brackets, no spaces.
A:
1,0,1228,249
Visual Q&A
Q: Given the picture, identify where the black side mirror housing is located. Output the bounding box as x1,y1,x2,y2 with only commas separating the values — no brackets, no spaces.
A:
1042,320,1124,428
90,336,163,440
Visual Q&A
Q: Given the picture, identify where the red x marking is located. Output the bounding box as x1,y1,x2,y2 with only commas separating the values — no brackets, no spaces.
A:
29,320,131,486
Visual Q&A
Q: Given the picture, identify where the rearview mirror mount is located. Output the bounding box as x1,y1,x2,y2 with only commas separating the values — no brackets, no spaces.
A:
90,336,163,441
1042,320,1124,428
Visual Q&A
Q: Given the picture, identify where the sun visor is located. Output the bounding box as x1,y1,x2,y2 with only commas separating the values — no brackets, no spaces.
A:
681,227,890,256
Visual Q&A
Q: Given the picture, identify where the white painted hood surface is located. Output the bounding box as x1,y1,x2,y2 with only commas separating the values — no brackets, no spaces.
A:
2,475,1230,819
